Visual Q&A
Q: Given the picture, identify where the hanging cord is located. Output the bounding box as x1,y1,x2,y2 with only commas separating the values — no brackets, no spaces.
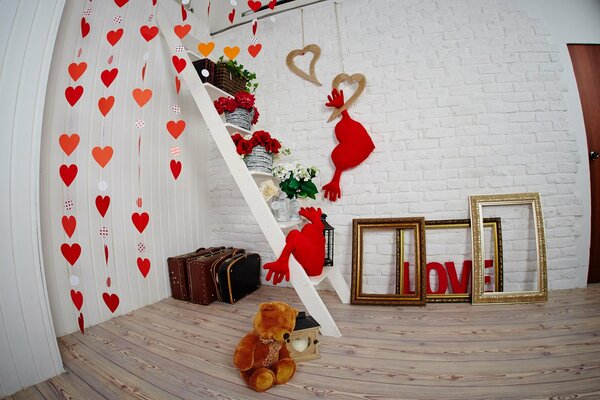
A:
334,1,344,72
301,8,305,47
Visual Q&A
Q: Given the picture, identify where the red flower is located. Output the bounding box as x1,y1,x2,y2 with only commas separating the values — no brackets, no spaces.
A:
253,130,272,146
222,98,237,113
265,138,281,154
231,133,244,146
234,91,255,109
213,99,224,114
251,106,260,125
236,139,254,155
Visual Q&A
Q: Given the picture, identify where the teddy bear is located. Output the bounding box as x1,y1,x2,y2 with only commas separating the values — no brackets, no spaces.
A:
233,302,299,392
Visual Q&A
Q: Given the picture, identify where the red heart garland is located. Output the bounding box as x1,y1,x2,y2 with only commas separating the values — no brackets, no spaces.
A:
248,44,262,58
268,0,276,9
78,313,84,334
59,164,78,187
175,76,181,95
59,133,80,156
102,293,120,313
114,0,129,7
101,68,118,88
106,276,111,287
62,215,76,238
248,0,262,12
170,160,182,180
252,20,258,35
140,25,159,42
68,62,87,81
98,96,115,117
106,28,124,46
70,289,83,311
81,18,90,38
60,243,81,266
95,195,110,218
65,86,83,107
104,245,109,265
174,24,191,39
171,56,186,73
166,120,186,139
131,212,149,233
228,9,235,24
137,258,151,277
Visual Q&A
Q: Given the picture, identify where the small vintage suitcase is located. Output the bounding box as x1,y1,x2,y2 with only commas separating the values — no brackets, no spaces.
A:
187,248,244,305
168,247,224,301
215,252,261,304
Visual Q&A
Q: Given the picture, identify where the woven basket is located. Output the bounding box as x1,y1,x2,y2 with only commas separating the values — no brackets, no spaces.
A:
192,58,215,84
225,107,255,131
244,146,273,173
214,63,247,95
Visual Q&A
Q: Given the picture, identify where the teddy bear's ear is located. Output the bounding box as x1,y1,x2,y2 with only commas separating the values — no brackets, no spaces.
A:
259,302,273,311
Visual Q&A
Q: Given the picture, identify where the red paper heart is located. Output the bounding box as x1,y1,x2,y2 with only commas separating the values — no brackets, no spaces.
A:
62,215,76,238
167,120,186,139
104,245,109,265
252,20,258,35
174,24,191,39
78,313,84,334
95,195,110,218
98,96,115,117
248,43,262,58
70,289,83,311
81,18,90,38
106,28,124,46
59,133,80,156
181,5,187,21
137,257,151,277
268,0,276,9
132,88,153,107
171,56,186,73
59,164,78,187
114,0,129,7
101,68,118,88
248,0,262,12
132,212,149,233
228,9,235,23
141,63,147,81
106,276,111,287
140,25,159,42
61,243,81,266
170,160,182,180
68,62,87,81
65,86,83,107
102,292,120,313
175,76,181,94
92,146,113,168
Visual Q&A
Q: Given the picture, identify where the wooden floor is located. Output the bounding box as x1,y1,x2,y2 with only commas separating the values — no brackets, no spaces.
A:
5,285,600,400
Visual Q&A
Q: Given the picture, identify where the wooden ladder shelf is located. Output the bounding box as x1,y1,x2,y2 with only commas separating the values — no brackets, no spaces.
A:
157,9,349,337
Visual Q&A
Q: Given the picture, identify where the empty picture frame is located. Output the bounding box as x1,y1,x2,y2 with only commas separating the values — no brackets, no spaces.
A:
469,193,547,304
351,218,426,305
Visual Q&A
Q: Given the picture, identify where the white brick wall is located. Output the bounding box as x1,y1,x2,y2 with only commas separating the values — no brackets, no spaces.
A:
208,0,585,291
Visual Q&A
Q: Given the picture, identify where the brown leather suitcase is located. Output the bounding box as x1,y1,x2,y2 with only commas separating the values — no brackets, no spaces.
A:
187,248,244,305
167,247,224,301
215,252,261,304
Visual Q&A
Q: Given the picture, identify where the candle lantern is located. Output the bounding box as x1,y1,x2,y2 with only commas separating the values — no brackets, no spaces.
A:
287,311,321,362
321,213,334,266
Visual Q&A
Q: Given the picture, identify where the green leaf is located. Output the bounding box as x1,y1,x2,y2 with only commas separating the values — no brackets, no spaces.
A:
302,181,318,195
288,178,300,190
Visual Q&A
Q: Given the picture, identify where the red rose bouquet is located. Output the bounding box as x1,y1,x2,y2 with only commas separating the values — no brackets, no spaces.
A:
213,91,260,126
231,130,282,156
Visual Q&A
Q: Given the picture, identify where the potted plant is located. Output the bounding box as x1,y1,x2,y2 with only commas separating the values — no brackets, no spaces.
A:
214,91,260,131
271,161,320,221
215,56,259,95
231,130,283,173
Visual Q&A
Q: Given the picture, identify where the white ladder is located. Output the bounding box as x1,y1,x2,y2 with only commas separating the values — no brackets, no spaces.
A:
157,8,349,337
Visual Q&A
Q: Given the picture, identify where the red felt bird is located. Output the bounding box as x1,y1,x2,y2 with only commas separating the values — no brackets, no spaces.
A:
322,88,375,201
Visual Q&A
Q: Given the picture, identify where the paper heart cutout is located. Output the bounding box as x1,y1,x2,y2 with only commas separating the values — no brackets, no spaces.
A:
59,133,80,156
248,0,262,12
228,9,235,24
77,313,84,334
286,44,322,86
252,20,258,35
268,0,276,9
197,42,215,57
167,120,186,139
224,46,240,60
95,195,110,218
175,76,181,95
101,68,118,88
62,215,76,238
327,72,367,122
98,96,115,117
132,88,152,108
137,257,151,277
106,28,123,46
68,62,87,81
141,63,147,81
181,4,188,21
92,146,113,168
108,55,114,65
104,245,109,265
172,56,186,73
70,289,83,311
102,292,120,313
132,212,149,233
81,18,90,38
248,44,262,58
174,24,191,39
61,243,81,266
59,164,78,187
106,276,111,287
114,0,129,7
65,86,84,106
140,25,159,42
170,160,182,180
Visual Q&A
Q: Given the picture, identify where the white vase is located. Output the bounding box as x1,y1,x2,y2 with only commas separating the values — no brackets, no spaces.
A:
272,198,292,222
290,199,300,220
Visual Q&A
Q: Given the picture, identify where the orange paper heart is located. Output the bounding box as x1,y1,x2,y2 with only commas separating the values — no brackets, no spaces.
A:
223,46,240,60
59,133,80,156
327,73,367,122
92,146,113,168
98,96,115,117
68,62,87,82
197,41,215,57
174,24,191,39
286,44,322,86
167,120,186,139
132,88,152,108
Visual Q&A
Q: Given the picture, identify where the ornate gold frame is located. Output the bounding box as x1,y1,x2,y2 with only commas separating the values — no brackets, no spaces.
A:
351,218,426,305
469,193,547,304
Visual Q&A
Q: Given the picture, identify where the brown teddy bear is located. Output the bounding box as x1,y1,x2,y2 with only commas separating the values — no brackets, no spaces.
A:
233,302,299,392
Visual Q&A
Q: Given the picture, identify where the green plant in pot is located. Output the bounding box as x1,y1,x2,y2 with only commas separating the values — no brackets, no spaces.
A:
273,161,320,200
217,56,259,93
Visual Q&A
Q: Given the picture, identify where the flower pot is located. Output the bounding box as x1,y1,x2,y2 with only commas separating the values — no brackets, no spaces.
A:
271,197,292,222
244,145,273,173
224,107,255,131
214,62,247,95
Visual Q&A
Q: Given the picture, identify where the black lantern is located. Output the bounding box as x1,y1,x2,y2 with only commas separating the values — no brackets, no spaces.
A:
321,213,334,266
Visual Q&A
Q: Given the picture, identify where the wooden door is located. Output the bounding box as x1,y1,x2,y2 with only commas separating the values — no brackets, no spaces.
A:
568,44,600,283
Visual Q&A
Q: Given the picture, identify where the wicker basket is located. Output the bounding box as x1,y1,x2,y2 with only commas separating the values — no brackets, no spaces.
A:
192,58,215,84
225,107,255,131
244,146,273,173
214,62,247,95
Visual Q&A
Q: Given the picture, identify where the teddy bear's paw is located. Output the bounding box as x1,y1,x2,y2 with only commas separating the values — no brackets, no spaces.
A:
273,358,296,384
249,368,275,392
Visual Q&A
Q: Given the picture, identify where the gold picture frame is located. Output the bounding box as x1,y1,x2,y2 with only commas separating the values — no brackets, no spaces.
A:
469,193,547,304
351,218,426,305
